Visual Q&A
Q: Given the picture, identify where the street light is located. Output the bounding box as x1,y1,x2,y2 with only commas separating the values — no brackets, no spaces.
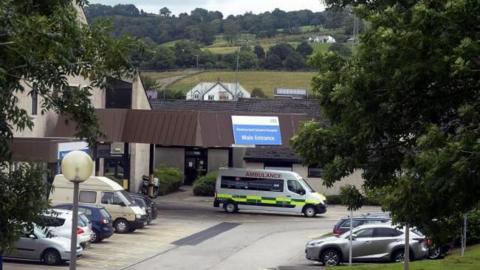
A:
61,151,93,270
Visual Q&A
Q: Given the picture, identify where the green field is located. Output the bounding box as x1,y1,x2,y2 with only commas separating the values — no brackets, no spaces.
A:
329,245,480,270
141,71,190,81
165,70,316,96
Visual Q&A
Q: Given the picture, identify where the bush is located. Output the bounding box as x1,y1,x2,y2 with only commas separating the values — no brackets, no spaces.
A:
326,194,342,205
154,167,183,195
193,171,218,196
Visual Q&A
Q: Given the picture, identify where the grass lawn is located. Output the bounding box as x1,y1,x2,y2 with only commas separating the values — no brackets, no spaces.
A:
166,70,316,96
329,245,480,270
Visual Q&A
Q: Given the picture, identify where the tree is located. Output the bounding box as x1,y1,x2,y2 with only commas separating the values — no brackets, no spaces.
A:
254,45,266,60
292,0,480,260
223,19,241,44
296,41,314,57
268,43,295,61
264,54,283,70
159,7,171,17
284,51,306,70
0,0,134,256
328,43,352,58
251,88,267,98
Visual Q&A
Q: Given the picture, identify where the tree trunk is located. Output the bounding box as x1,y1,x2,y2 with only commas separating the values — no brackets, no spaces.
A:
404,224,410,270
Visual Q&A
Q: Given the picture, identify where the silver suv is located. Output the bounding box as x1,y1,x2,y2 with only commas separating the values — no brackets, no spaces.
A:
306,223,428,265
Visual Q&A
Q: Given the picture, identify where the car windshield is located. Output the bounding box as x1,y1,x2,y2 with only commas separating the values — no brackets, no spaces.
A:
118,190,134,206
300,178,315,192
134,197,147,207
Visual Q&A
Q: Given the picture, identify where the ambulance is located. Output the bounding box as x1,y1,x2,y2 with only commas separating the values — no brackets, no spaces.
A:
214,168,327,217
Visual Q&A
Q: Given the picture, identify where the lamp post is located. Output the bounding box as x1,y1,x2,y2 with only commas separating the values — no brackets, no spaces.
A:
61,151,93,270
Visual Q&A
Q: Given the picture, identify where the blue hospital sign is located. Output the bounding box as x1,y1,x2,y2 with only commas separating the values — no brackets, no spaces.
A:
232,116,282,146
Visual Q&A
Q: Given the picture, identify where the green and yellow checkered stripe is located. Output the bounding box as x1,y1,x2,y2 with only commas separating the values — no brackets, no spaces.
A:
216,193,321,207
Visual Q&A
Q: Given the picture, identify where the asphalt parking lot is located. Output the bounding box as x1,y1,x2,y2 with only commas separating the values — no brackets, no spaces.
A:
4,190,381,270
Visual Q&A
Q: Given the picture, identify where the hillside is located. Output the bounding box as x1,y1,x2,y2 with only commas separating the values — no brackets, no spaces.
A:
149,70,317,97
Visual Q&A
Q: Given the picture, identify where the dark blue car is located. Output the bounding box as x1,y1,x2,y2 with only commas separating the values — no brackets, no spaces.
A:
53,203,114,243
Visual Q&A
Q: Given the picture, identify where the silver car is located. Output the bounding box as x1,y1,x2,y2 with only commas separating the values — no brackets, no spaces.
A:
306,223,428,265
4,224,83,265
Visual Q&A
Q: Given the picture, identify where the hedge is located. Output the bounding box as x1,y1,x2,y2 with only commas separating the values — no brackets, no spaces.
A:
193,171,218,196
154,167,183,195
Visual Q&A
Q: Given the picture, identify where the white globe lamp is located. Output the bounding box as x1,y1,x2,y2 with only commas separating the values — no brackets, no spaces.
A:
61,150,93,270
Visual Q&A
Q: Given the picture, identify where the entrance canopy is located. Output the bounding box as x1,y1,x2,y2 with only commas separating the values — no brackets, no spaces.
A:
52,109,309,148
10,137,86,162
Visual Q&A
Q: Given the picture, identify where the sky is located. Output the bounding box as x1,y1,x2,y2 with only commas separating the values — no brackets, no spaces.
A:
89,0,325,16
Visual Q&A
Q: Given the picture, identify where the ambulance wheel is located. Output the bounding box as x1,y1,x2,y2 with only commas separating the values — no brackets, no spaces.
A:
224,202,238,213
303,205,317,217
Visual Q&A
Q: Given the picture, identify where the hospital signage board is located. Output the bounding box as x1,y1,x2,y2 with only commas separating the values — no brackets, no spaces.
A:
231,116,282,146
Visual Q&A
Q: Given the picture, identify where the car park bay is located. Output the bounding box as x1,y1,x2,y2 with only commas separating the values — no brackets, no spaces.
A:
4,190,381,270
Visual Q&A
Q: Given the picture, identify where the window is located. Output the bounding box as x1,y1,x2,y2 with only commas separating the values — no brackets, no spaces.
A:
79,191,96,203
220,176,284,192
341,219,363,228
287,180,305,195
31,90,38,115
193,91,200,100
101,192,124,206
208,95,215,100
40,216,66,227
374,228,403,237
308,166,324,178
219,91,229,100
78,207,93,220
264,162,292,172
355,228,374,238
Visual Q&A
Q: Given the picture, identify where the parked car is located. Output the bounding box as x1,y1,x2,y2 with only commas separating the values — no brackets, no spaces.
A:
130,193,157,225
50,174,147,233
142,195,158,222
40,209,93,249
53,204,114,243
3,224,83,265
333,212,391,235
306,223,428,266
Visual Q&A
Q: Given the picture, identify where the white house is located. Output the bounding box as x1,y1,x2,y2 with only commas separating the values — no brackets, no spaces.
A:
186,82,251,101
309,35,336,44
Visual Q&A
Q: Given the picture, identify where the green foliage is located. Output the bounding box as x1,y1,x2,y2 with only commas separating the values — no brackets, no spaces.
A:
193,171,218,197
251,88,267,98
0,0,134,251
340,185,364,211
0,164,50,251
296,41,314,57
328,43,352,58
293,0,480,240
154,167,184,196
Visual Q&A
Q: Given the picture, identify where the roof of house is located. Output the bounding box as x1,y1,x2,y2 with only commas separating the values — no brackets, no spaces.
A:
187,82,250,99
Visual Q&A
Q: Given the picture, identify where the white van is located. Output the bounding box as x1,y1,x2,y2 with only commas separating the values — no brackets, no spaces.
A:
50,175,147,233
214,168,327,217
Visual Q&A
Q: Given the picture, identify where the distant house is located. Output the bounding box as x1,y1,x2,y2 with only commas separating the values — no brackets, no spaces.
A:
186,82,251,101
274,88,308,99
309,35,336,44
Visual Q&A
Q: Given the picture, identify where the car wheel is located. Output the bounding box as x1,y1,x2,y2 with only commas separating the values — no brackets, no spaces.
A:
224,202,238,213
42,249,61,265
392,249,413,262
303,205,317,217
90,230,101,243
321,248,341,266
114,219,130,234
428,247,442,259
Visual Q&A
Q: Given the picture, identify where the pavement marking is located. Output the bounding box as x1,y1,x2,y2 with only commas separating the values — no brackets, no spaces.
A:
172,222,241,246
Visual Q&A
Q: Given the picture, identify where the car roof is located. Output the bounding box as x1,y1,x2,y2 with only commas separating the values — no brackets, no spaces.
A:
54,203,106,210
353,223,399,230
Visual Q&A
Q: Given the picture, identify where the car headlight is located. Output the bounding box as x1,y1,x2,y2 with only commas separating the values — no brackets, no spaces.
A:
307,240,323,247
136,214,142,219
